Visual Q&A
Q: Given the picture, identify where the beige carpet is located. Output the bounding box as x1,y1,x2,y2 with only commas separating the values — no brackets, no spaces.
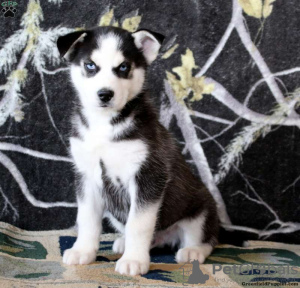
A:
0,222,299,287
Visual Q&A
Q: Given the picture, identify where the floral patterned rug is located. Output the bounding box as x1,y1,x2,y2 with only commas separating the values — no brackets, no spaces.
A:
0,222,299,287
1,0,300,245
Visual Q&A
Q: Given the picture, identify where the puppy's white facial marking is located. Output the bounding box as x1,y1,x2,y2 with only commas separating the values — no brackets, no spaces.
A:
94,35,124,68
71,34,145,114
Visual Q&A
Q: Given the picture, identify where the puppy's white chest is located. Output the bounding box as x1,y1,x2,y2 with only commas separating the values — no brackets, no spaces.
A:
70,125,148,185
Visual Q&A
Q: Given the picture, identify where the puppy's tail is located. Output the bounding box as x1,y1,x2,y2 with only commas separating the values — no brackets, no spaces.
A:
219,226,258,247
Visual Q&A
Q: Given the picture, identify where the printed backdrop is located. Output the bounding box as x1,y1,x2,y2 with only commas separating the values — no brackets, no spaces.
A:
0,0,299,243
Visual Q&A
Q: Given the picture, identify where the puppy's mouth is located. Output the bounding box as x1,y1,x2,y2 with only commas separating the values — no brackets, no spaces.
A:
99,101,113,108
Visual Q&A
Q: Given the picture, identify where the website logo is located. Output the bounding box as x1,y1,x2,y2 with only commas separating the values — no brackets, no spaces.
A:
2,1,17,18
179,260,209,285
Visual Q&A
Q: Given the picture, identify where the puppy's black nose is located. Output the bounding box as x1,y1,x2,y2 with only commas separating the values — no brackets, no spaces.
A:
98,89,114,103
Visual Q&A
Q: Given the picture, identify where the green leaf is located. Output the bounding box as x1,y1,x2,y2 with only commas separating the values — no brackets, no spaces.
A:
0,232,47,259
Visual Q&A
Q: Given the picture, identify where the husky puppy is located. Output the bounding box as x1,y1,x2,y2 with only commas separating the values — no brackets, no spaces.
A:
57,26,219,276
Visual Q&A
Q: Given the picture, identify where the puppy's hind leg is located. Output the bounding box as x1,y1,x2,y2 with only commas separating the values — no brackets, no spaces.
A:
175,210,218,264
113,236,125,254
104,212,126,255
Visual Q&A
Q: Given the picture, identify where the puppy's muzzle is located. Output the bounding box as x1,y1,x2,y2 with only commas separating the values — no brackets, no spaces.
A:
98,89,114,103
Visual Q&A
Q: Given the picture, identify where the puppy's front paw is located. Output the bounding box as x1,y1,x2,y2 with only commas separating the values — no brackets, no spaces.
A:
115,256,150,276
176,246,206,264
63,248,96,265
113,236,125,254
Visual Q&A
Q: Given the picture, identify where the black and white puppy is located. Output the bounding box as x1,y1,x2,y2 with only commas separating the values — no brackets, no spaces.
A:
57,26,219,276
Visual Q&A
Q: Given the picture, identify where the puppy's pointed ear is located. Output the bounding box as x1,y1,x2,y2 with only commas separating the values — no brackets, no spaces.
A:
132,29,165,64
57,30,87,61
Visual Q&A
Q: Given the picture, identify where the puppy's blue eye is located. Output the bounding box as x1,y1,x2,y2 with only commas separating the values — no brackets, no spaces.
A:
85,62,96,72
119,62,130,72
